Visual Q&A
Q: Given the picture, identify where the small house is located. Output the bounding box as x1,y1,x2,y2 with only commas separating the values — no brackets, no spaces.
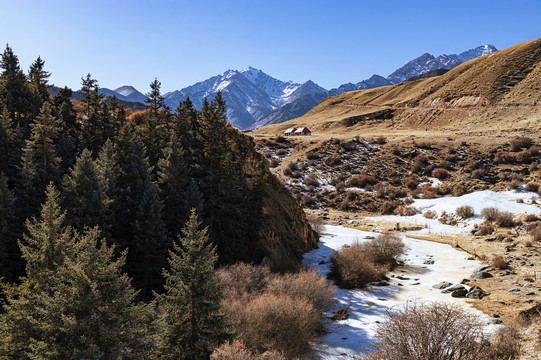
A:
294,127,311,136
284,127,297,136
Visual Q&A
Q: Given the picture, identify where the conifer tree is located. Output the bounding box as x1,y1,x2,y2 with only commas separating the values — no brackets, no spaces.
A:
22,227,151,359
0,107,20,179
62,149,111,235
0,183,72,358
80,73,103,115
156,209,229,359
174,97,202,175
158,135,190,238
0,44,33,124
53,87,80,170
145,78,168,114
0,173,17,280
28,55,51,110
19,101,62,217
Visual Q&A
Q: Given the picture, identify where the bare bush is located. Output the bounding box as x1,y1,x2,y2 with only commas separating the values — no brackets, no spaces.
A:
510,137,533,152
423,210,437,219
495,211,515,228
375,136,387,145
478,222,494,236
363,302,489,360
380,200,399,215
485,321,521,360
412,154,429,173
304,174,320,187
301,194,315,207
266,268,336,314
330,235,405,289
218,263,273,299
269,159,279,168
432,168,450,179
471,169,486,179
347,174,378,188
481,207,500,222
335,182,346,192
236,293,319,357
275,149,287,156
525,182,539,192
393,205,417,216
456,205,474,219
491,255,509,270
211,340,257,360
405,179,418,190
452,183,467,196
507,179,522,190
306,151,319,160
438,160,451,170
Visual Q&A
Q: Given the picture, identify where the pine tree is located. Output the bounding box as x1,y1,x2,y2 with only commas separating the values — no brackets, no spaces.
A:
0,173,17,281
62,149,112,235
174,97,202,175
28,55,51,110
80,73,103,115
145,78,168,114
0,107,20,180
158,135,190,238
0,44,33,124
23,227,152,359
53,87,80,170
19,101,62,217
0,183,72,358
156,209,229,359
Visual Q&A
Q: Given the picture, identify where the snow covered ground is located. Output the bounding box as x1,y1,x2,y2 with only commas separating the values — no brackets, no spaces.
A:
367,189,541,236
304,225,497,359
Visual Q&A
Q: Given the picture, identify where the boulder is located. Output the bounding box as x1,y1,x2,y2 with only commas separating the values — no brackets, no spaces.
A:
432,281,453,289
473,265,491,273
451,288,469,298
466,288,488,299
472,271,493,279
442,284,466,294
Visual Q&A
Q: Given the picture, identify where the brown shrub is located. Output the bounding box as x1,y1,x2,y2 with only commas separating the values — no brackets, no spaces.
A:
335,182,346,192
266,268,336,314
456,205,474,219
495,211,515,228
269,159,279,168
432,168,450,179
235,293,319,357
347,174,378,188
266,139,278,147
510,136,533,152
304,174,320,187
478,222,494,236
525,182,539,192
364,234,406,266
211,340,256,360
301,195,315,207
481,207,500,222
494,151,514,164
471,169,486,179
375,136,387,145
423,210,437,219
507,179,522,190
365,302,488,360
218,263,273,299
405,179,418,190
485,321,521,360
263,151,272,158
438,160,451,170
393,205,417,216
306,151,319,160
452,183,467,196
532,227,541,242
491,255,509,270
380,200,399,215
286,162,297,172
416,141,433,149
291,170,302,178
329,243,389,289
412,154,429,173
275,135,287,144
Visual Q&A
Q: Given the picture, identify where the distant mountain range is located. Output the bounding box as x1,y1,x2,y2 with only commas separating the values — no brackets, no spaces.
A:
56,44,496,130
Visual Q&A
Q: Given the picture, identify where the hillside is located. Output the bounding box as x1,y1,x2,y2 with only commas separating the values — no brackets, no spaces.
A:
254,38,541,136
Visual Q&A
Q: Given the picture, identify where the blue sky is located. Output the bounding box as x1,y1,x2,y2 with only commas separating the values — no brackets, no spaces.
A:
1,0,540,93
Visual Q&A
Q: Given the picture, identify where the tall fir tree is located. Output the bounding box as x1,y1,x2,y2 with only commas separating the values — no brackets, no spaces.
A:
0,44,33,125
53,87,80,170
158,135,190,238
80,73,103,115
0,173,18,281
62,149,112,236
145,78,168,114
19,101,62,217
0,107,20,180
174,97,202,175
28,55,51,112
156,209,229,359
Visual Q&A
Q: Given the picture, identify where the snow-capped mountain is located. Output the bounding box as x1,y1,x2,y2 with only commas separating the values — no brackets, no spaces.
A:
162,67,326,129
71,44,496,129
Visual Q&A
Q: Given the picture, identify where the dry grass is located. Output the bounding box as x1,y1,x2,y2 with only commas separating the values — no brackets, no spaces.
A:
491,255,509,270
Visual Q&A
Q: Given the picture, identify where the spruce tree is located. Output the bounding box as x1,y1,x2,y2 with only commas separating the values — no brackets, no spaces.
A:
80,73,103,115
53,87,80,170
0,44,33,124
62,149,112,235
145,78,168,114
23,227,151,359
19,101,62,217
158,134,189,238
156,209,228,359
0,107,20,180
0,173,17,281
28,55,51,110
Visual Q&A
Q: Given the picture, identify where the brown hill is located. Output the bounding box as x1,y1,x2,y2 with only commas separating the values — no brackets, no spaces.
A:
254,38,541,137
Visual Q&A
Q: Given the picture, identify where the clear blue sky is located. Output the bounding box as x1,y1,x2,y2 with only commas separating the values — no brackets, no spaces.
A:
1,0,540,93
